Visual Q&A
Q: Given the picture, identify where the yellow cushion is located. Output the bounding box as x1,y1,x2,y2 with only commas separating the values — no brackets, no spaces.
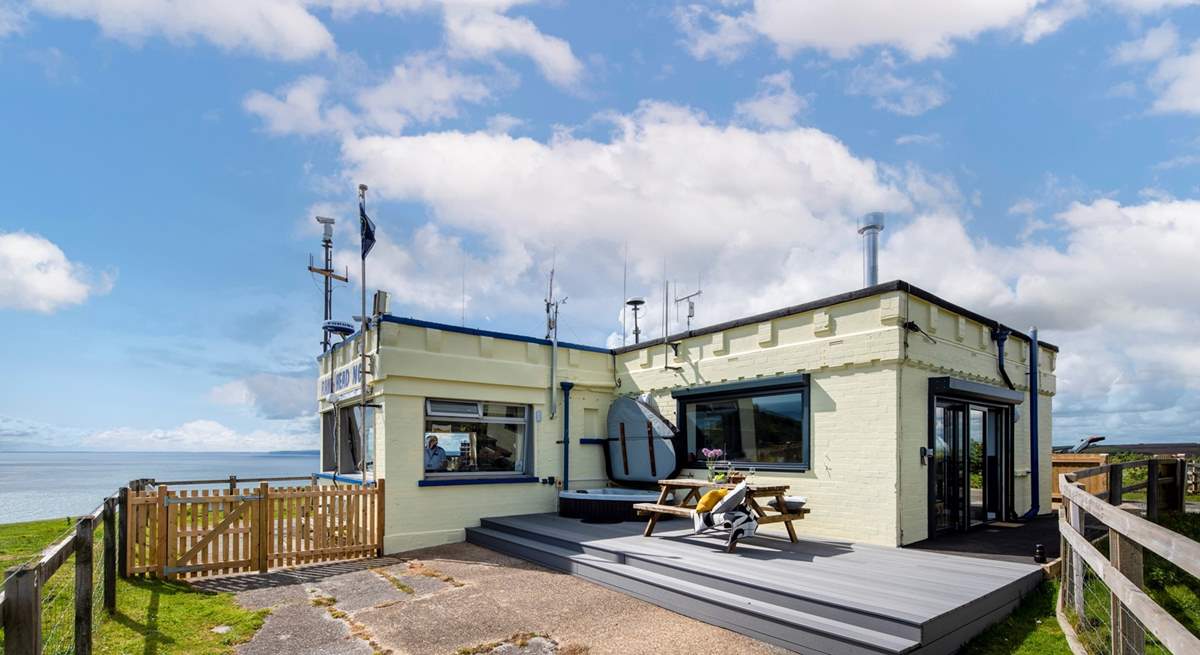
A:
695,489,729,514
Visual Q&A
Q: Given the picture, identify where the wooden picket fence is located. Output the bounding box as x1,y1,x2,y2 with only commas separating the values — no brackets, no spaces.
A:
125,480,384,579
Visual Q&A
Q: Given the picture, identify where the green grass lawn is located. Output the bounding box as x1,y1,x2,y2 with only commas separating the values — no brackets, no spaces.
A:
961,580,1071,655
1,517,267,655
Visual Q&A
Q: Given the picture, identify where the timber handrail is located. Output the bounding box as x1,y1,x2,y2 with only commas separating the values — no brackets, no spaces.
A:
1061,480,1200,579
1058,455,1196,655
3,498,117,655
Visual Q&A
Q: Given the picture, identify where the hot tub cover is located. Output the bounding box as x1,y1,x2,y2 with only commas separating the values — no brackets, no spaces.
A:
604,396,680,484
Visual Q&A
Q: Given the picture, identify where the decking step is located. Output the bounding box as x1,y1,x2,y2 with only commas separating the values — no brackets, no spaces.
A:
478,516,929,638
467,526,922,655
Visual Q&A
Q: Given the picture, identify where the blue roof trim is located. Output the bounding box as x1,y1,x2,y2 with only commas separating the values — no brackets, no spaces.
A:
379,315,611,354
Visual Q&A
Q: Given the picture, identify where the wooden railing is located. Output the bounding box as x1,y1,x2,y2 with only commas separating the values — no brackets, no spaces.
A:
3,475,386,655
1,496,117,655
125,480,384,579
1058,457,1199,654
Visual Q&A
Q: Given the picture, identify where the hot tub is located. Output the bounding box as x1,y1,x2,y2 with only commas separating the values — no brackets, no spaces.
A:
558,488,665,522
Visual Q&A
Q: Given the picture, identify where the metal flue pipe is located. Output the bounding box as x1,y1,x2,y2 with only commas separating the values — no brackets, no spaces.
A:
858,212,885,287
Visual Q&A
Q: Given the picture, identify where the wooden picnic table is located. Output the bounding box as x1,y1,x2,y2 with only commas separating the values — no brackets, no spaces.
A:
633,478,810,544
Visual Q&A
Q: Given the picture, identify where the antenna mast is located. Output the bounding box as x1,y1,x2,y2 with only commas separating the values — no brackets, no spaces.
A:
545,259,566,419
674,273,703,332
309,217,349,352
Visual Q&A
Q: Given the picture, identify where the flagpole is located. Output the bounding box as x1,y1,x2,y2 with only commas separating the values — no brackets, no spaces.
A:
358,183,369,488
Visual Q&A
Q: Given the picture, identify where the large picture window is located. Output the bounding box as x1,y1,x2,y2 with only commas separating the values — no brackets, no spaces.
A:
423,399,531,478
675,375,810,470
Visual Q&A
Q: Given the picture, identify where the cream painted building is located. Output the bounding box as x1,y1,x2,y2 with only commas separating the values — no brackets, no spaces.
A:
317,281,1056,553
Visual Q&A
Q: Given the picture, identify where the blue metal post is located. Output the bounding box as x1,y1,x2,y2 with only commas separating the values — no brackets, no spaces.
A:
1024,327,1041,519
560,381,575,491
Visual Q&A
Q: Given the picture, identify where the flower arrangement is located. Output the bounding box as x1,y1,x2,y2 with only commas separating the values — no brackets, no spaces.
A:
701,447,724,482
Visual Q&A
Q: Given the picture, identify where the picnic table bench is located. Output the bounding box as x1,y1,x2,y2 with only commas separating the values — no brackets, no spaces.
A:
633,478,810,544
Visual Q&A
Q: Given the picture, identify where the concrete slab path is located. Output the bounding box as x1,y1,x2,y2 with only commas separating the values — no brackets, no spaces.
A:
194,542,788,655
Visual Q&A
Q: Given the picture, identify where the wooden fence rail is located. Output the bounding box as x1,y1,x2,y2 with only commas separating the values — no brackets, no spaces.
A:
125,480,384,579
2,497,117,655
3,475,383,655
1058,457,1198,654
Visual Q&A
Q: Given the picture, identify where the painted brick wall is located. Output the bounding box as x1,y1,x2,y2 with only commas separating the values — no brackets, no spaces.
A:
896,296,1057,544
363,323,616,554
616,295,906,546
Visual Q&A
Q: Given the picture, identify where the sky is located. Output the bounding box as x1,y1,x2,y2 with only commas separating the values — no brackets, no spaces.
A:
1,0,1198,452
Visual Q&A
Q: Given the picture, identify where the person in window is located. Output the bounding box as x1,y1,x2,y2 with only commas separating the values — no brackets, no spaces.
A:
424,435,447,472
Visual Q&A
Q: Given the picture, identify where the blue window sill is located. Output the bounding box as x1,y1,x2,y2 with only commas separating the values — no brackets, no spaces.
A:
418,476,539,487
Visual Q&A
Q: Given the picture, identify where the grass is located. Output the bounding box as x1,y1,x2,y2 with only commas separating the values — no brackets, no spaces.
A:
967,509,1200,654
961,580,1071,655
0,517,267,655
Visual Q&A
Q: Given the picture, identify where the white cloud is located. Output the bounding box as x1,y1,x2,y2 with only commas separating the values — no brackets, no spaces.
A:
1152,153,1200,169
339,101,910,335
846,53,948,116
442,5,583,87
30,0,335,60
485,112,524,134
1021,0,1088,44
673,4,757,64
676,0,1044,62
0,231,113,313
0,1,29,37
83,418,314,452
895,133,941,146
245,56,492,137
210,373,315,420
734,70,807,128
1113,21,1179,63
357,53,491,133
1148,43,1200,113
243,76,355,136
674,0,1197,64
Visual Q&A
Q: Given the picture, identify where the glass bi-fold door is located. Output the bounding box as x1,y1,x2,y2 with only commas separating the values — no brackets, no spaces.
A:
933,401,1009,533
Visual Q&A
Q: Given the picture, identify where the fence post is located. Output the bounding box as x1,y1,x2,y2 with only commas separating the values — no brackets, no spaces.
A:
1171,458,1185,512
376,478,386,557
229,475,237,496
1110,530,1146,655
117,487,129,579
257,482,269,574
1108,463,1124,506
1147,461,1159,522
3,564,41,655
156,485,169,578
1068,493,1086,617
103,496,116,613
75,515,95,655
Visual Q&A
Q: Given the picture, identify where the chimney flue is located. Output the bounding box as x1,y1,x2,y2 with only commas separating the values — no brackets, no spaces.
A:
858,212,885,287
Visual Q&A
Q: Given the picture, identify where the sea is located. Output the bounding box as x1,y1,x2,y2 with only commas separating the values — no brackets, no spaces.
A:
0,451,319,525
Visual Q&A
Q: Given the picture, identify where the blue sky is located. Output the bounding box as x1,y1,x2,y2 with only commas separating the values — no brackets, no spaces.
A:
2,0,1199,451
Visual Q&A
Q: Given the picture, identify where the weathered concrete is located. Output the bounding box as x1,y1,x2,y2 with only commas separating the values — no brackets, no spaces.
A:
195,544,788,655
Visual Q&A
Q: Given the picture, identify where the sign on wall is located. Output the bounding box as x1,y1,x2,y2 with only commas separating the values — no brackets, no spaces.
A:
318,360,370,401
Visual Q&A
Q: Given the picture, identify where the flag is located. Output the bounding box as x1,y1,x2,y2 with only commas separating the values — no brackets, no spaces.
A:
359,199,376,259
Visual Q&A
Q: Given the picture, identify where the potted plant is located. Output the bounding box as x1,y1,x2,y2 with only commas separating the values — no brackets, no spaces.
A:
701,448,724,482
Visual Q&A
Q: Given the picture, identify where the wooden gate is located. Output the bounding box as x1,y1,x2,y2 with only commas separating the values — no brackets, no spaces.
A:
125,480,384,579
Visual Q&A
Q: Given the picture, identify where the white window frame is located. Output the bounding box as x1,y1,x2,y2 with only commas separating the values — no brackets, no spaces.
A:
423,398,532,479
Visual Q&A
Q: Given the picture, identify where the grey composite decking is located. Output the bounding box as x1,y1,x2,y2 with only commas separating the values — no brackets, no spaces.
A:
466,514,1044,655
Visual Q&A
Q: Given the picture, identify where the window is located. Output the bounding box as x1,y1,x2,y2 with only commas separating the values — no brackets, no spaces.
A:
675,376,810,470
424,399,531,477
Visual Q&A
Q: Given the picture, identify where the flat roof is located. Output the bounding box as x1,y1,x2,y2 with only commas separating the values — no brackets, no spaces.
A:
612,280,1058,354
319,279,1058,362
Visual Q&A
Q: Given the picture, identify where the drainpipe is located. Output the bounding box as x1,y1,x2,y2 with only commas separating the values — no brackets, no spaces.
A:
990,325,1016,390
560,381,575,492
1022,327,1041,519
